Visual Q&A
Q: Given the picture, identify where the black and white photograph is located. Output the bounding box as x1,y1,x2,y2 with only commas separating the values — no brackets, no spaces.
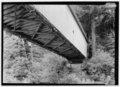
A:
1,1,119,85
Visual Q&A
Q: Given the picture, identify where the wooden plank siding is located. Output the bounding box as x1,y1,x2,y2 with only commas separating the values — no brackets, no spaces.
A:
3,4,87,63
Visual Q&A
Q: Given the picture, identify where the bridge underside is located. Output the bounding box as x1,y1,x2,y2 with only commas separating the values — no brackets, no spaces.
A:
3,4,85,63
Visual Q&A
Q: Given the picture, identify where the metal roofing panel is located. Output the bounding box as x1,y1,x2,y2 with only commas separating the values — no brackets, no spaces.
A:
32,5,87,57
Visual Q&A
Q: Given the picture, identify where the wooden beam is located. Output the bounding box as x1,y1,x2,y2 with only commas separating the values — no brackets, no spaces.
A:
13,30,32,36
4,9,24,17
60,48,72,54
3,5,14,10
4,9,16,15
4,16,40,23
43,36,57,47
32,23,44,39
14,30,25,32
54,40,66,49
13,5,17,31
36,32,56,35
19,18,40,23
4,5,22,16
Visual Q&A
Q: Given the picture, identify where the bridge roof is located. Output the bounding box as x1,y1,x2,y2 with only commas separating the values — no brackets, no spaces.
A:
3,4,87,63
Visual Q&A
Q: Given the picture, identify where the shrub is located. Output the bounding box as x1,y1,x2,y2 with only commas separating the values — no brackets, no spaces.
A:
82,49,115,84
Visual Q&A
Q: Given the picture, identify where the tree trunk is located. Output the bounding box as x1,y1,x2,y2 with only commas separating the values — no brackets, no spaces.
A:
89,5,96,56
91,20,96,56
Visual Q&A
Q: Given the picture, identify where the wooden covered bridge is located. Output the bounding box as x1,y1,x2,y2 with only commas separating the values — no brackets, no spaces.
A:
3,4,88,63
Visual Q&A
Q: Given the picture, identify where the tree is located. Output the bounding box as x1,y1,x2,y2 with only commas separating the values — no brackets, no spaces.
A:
72,3,116,56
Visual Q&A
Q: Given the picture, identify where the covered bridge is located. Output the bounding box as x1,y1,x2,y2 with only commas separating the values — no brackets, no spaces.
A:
3,4,88,63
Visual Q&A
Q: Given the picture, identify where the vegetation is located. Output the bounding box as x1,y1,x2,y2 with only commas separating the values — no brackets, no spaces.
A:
3,30,104,84
72,3,116,85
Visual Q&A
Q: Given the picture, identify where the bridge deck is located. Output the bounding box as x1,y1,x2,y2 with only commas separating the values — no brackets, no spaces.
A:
3,4,87,63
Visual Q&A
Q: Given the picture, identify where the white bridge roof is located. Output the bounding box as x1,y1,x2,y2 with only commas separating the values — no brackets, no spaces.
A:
32,5,87,57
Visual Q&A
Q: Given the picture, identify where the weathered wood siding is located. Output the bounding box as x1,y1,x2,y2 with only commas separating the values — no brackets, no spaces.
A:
3,4,87,63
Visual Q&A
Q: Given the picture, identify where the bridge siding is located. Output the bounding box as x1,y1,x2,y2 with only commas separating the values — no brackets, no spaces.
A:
3,4,87,63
